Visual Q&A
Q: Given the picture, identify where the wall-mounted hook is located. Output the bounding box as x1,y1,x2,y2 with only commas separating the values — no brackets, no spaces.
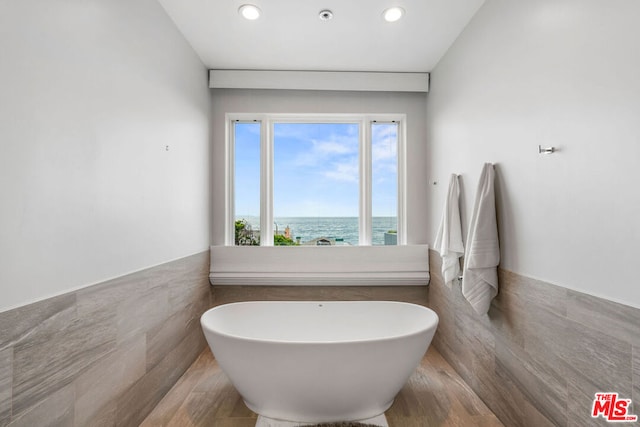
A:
538,145,555,154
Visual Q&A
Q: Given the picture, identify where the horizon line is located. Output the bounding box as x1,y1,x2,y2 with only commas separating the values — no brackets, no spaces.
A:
236,215,397,218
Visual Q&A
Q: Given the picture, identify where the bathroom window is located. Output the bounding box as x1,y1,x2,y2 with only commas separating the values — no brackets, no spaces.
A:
227,114,406,246
233,122,261,246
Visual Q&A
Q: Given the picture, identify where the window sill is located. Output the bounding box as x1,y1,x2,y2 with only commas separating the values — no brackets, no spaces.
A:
209,245,430,286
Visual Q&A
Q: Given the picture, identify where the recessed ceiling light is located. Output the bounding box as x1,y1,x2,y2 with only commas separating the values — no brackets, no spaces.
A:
383,7,405,22
319,10,333,21
239,4,261,20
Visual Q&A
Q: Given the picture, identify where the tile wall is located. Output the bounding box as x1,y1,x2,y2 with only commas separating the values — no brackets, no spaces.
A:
0,251,211,427
210,285,429,307
428,250,640,427
5,248,635,427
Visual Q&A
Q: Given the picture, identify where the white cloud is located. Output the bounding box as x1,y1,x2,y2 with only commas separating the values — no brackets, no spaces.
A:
372,124,398,163
372,140,397,163
293,135,358,167
323,159,359,183
274,122,397,185
314,140,355,155
372,123,397,140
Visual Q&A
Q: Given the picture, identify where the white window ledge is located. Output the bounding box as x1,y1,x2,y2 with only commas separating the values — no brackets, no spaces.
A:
209,245,430,286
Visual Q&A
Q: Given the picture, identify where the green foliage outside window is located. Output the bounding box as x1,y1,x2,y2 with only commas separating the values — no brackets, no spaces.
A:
274,234,297,246
235,219,259,246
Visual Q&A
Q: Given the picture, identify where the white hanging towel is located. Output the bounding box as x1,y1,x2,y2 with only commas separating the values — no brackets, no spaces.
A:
462,163,500,315
433,174,464,287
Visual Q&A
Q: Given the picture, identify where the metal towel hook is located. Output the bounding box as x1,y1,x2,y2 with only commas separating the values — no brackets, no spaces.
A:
538,145,555,154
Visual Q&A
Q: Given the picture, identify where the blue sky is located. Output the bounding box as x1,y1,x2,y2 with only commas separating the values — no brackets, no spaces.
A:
234,122,261,217
234,122,397,218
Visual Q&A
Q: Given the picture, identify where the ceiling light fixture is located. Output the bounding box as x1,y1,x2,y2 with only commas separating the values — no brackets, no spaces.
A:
239,4,261,20
319,9,333,21
383,7,405,22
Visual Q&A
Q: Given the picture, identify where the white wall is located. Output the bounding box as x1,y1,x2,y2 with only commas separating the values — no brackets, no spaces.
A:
0,0,211,312
210,89,428,246
426,0,640,308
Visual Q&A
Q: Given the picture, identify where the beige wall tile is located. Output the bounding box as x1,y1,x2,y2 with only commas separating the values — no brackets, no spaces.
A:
12,304,114,416
8,384,74,427
567,290,640,347
428,249,638,427
633,347,640,418
211,285,428,307
0,294,76,351
494,337,567,426
74,339,146,426
116,326,205,427
3,251,209,427
0,348,11,427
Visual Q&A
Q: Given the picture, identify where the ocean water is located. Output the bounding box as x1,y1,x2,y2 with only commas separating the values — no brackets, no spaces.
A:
237,216,397,246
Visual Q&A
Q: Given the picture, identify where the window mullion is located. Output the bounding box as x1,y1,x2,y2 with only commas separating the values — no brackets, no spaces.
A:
260,119,273,246
397,119,407,245
359,119,372,245
226,117,235,246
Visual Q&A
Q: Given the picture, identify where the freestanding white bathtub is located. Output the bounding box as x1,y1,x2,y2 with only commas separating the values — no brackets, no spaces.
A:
200,301,439,424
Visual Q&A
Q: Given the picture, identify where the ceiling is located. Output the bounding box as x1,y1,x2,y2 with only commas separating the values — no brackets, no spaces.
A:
157,0,485,73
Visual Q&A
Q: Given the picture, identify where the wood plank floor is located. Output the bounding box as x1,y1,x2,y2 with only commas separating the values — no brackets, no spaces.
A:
142,347,504,427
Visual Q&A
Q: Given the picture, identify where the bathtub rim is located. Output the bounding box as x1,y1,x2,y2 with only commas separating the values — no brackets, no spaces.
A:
200,300,439,346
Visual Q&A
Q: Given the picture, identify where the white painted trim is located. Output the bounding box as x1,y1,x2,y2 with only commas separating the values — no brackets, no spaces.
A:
226,113,407,246
226,115,265,246
359,120,372,245
210,70,429,92
261,119,273,245
209,245,430,286
224,114,234,246
397,119,408,245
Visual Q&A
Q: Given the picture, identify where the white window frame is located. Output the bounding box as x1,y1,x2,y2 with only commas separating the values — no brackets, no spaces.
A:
225,113,407,246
